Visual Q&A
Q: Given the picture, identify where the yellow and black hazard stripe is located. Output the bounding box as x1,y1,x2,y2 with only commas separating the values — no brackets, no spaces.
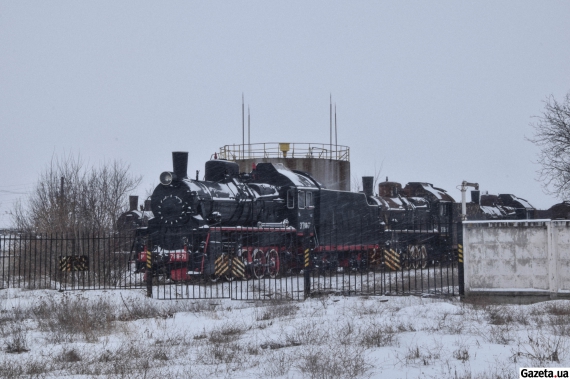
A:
304,249,310,268
59,257,70,272
369,249,382,265
383,249,401,271
231,258,246,278
146,248,152,270
74,256,88,271
458,244,463,263
214,254,230,277
59,255,89,272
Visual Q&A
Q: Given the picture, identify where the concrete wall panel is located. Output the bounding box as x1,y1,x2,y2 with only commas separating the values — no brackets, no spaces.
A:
464,221,553,296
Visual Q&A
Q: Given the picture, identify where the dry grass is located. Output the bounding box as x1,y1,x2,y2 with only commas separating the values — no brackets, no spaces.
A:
3,289,570,378
32,294,116,342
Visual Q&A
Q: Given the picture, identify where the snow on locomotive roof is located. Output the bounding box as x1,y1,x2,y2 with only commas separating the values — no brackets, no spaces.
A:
410,182,454,201
480,206,504,217
256,162,318,188
512,196,534,209
127,210,153,218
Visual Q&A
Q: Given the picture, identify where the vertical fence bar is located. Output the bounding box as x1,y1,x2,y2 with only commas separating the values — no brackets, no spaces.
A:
304,247,310,299
457,221,464,296
146,244,152,298
1,234,4,288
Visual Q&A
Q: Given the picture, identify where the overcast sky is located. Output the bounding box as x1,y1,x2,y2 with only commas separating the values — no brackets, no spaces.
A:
1,1,570,228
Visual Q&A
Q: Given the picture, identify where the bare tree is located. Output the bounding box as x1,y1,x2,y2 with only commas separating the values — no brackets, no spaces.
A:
528,92,570,199
351,160,384,194
12,154,142,235
351,173,362,193
372,160,384,191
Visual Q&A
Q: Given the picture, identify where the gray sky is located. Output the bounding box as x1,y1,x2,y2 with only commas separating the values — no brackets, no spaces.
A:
1,1,570,227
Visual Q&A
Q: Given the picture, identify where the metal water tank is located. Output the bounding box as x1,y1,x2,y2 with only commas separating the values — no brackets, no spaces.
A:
217,142,351,191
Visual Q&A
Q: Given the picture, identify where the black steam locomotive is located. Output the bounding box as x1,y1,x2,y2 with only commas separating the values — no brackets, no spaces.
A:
132,151,535,281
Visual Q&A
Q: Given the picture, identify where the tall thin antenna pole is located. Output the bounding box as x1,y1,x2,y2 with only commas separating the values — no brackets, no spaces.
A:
329,94,332,160
248,106,250,159
335,103,337,160
242,94,245,159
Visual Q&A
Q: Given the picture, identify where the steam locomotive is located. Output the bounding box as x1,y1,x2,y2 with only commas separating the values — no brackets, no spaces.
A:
132,151,535,281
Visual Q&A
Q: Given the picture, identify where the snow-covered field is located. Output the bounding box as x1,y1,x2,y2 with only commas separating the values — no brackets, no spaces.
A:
1,288,568,379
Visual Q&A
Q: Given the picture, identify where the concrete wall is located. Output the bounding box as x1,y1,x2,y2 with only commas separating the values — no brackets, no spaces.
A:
236,158,350,191
463,220,570,298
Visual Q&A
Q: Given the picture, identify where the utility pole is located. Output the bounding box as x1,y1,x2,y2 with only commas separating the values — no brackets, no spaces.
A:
242,94,245,159
335,103,337,160
460,181,479,221
329,94,332,160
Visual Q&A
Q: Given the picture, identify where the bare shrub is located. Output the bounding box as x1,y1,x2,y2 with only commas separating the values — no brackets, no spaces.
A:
208,322,246,344
0,356,49,378
194,329,208,340
118,295,171,321
167,300,221,314
4,323,29,353
285,320,331,346
256,303,299,321
539,302,570,336
0,358,26,378
94,342,172,378
195,341,244,368
33,294,116,342
58,348,82,362
486,306,514,325
394,321,416,332
152,348,169,361
487,324,515,345
511,332,568,365
400,339,443,366
545,302,570,316
296,344,371,379
430,311,464,334
260,350,296,377
473,361,518,379
453,346,470,362
352,299,387,317
359,322,397,348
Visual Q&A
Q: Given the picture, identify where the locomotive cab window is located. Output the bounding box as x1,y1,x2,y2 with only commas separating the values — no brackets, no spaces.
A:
287,189,294,209
306,192,313,208
298,190,305,209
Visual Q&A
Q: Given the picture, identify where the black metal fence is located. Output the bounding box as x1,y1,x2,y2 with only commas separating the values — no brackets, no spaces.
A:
0,233,141,291
146,220,461,300
0,223,462,300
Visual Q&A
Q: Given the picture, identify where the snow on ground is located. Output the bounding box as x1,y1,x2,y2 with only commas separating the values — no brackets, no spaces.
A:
0,287,568,379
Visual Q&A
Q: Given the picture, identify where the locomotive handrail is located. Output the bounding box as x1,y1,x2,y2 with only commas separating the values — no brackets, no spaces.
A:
218,142,350,161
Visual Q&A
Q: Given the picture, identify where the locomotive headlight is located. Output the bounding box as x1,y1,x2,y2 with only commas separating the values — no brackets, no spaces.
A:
160,171,174,185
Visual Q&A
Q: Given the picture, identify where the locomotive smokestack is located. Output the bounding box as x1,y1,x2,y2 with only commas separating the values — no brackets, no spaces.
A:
129,195,138,211
362,176,374,197
172,152,188,180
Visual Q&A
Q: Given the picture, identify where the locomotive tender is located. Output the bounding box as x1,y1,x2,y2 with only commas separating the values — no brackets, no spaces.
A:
133,151,534,281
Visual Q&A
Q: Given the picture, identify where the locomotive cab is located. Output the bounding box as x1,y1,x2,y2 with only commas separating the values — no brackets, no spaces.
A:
252,162,319,234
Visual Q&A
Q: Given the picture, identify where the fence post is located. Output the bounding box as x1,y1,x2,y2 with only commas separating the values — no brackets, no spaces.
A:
304,248,310,299
457,222,464,296
145,246,152,298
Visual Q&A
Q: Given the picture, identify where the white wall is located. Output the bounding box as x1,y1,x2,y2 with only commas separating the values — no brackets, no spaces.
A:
463,220,570,297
